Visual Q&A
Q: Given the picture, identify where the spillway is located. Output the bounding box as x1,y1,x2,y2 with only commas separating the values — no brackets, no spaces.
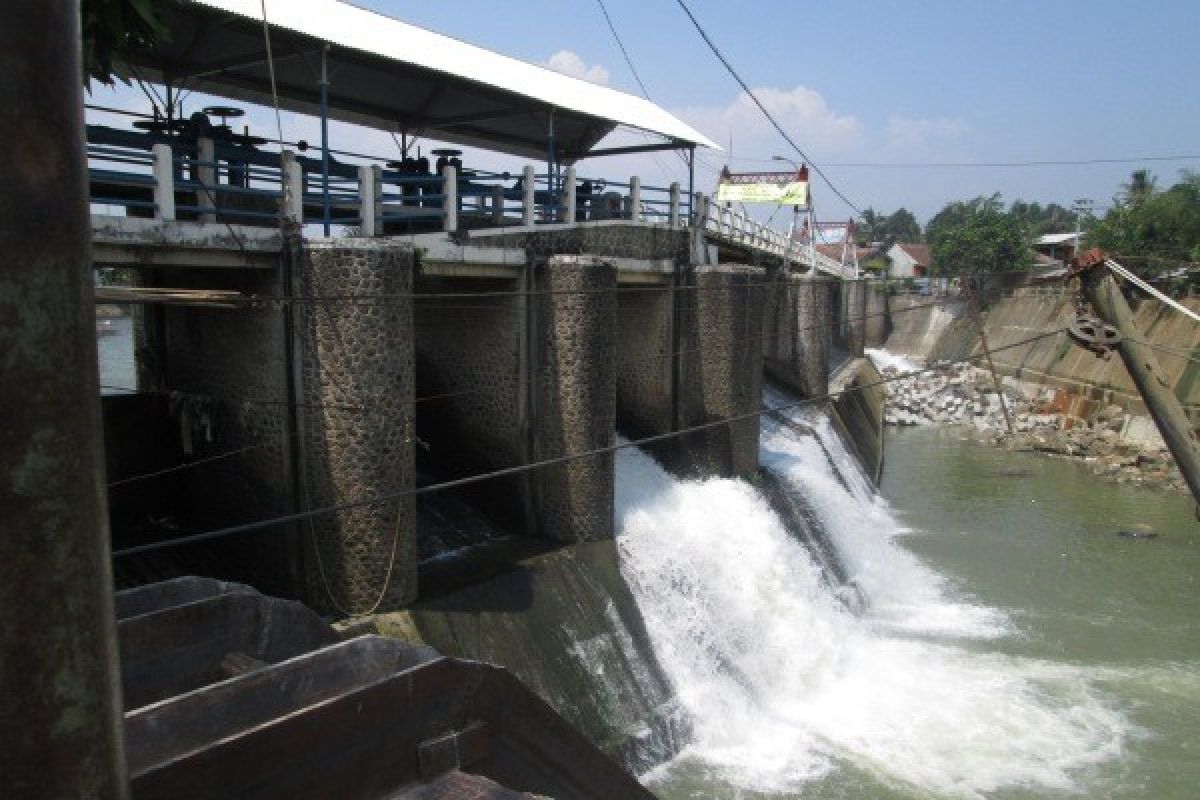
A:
612,384,1128,798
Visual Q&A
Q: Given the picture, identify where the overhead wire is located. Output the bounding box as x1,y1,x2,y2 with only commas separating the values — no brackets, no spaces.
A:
109,327,1067,560
672,0,862,215
99,294,962,491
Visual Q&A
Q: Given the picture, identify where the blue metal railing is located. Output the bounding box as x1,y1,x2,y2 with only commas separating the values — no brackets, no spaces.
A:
85,124,699,236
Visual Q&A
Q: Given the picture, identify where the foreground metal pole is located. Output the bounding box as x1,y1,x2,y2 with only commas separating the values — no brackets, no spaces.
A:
0,2,128,797
1077,250,1200,507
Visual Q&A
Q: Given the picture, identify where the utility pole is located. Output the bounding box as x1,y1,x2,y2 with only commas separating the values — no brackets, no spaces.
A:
1072,198,1093,258
0,2,128,797
1073,249,1200,507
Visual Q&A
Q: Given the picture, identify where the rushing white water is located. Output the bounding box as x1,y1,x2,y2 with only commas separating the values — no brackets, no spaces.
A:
614,398,1130,798
866,346,922,375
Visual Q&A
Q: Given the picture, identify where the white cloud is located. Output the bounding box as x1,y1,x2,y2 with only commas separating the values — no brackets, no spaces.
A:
544,50,610,86
677,85,865,159
884,114,969,148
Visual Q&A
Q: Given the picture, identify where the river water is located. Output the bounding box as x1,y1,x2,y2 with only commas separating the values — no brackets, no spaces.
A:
615,393,1200,799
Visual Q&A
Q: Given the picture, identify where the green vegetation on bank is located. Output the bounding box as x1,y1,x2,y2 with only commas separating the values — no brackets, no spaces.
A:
1088,171,1200,275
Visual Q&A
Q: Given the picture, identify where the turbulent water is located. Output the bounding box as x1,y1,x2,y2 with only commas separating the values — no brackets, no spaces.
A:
613,385,1133,799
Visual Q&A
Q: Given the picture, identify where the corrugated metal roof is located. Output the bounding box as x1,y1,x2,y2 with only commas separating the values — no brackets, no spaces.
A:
138,0,718,159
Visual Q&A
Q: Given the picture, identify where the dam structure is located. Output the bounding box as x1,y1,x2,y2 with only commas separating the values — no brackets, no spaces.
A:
92,0,878,612
59,0,912,795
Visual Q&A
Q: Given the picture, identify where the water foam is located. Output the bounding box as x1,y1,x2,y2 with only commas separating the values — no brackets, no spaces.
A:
614,407,1129,797
866,346,922,375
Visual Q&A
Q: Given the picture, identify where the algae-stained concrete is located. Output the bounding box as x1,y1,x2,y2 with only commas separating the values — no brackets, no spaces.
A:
376,541,686,772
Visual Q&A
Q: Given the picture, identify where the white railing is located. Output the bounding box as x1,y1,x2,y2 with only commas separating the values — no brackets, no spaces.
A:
684,192,858,278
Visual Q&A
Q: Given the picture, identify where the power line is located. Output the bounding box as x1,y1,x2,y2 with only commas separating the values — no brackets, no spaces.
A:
109,327,1065,559
100,295,964,491
722,153,1200,169
672,0,862,215
593,0,690,180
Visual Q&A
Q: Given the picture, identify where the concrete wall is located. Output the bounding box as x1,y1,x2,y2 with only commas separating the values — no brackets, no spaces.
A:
614,280,674,445
830,359,887,484
763,274,834,399
958,290,1200,424
297,242,416,613
883,293,967,360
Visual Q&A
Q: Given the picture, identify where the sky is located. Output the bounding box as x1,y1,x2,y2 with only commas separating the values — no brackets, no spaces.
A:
87,0,1200,226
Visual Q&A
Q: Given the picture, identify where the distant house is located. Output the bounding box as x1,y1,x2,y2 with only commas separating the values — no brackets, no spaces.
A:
886,243,931,279
815,243,880,270
1034,232,1082,266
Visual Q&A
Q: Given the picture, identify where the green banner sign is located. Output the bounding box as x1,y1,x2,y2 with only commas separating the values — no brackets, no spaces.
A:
715,178,809,206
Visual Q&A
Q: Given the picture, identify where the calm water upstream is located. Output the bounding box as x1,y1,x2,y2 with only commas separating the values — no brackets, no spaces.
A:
624,418,1199,799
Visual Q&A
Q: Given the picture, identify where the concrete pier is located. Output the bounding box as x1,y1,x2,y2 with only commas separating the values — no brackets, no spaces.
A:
416,254,617,541
676,265,766,478
864,281,889,347
297,242,416,612
763,274,834,399
843,279,867,358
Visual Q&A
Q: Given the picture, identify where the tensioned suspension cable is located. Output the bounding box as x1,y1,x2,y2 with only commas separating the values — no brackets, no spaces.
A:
1106,259,1200,324
110,327,1065,560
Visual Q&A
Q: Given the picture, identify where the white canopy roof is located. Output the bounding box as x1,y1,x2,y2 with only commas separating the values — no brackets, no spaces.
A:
125,0,717,160
1037,232,1082,246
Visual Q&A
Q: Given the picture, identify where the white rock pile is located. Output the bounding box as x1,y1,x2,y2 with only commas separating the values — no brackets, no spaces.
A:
875,358,1187,492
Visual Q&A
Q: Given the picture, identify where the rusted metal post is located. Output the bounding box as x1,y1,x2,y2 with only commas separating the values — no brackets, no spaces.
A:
0,2,128,797
1076,250,1200,506
960,271,1015,434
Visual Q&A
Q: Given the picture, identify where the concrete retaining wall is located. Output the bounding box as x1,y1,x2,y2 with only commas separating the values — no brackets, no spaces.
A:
883,293,968,360
962,290,1200,423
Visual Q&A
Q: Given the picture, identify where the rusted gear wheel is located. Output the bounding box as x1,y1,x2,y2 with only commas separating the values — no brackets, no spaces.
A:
1068,312,1122,357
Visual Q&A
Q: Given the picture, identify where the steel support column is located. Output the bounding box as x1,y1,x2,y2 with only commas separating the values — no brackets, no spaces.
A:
0,2,127,796
320,45,331,236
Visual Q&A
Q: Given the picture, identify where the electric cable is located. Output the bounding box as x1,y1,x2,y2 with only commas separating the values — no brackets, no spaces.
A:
673,0,862,215
109,327,1067,560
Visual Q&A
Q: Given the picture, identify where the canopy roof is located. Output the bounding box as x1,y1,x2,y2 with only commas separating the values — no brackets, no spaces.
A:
124,0,718,161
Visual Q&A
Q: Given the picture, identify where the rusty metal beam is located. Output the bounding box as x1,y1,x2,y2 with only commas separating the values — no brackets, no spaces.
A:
0,3,128,796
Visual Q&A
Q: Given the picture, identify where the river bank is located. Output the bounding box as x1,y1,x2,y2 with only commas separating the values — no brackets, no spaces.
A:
870,350,1189,495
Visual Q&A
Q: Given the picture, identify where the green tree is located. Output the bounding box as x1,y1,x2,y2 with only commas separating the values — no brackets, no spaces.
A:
927,194,1031,285
857,207,922,249
1009,200,1077,237
81,0,169,86
1088,171,1200,275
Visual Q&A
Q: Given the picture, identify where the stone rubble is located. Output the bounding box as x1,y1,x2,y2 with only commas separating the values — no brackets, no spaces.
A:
879,360,1188,493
